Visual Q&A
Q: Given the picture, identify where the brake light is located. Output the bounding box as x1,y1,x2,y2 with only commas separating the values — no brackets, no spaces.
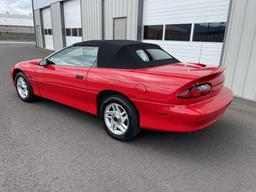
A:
178,83,212,99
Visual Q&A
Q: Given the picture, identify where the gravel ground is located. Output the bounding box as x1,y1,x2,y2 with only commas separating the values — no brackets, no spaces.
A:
0,43,256,192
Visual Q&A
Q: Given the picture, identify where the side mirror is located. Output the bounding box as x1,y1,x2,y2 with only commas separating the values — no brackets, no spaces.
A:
39,59,49,66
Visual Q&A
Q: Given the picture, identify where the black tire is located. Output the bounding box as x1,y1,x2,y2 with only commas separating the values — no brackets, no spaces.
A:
15,72,37,102
100,94,141,141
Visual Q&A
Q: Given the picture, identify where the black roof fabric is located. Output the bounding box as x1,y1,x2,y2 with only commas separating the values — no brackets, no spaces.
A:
73,40,179,69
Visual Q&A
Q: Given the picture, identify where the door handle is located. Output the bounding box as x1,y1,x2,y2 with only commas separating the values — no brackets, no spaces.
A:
75,74,85,80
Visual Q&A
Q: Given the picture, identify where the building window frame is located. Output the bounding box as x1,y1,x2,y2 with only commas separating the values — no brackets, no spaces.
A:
164,23,192,41
193,22,226,43
143,25,164,40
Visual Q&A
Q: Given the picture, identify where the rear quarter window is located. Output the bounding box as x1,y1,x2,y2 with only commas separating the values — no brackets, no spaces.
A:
136,50,150,62
136,48,172,62
146,49,172,60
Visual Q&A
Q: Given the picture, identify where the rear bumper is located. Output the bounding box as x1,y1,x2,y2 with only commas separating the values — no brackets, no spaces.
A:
133,87,233,132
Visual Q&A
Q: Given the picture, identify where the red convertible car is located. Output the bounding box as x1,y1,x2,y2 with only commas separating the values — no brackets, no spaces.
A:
10,40,233,141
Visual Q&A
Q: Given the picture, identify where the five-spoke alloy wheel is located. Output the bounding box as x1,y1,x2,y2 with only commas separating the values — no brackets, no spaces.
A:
15,72,36,102
104,103,129,135
16,76,29,99
101,95,141,141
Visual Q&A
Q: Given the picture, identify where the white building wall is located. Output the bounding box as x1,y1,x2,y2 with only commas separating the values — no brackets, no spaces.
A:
103,0,139,40
222,0,256,101
143,0,230,66
34,10,43,47
81,0,102,40
33,0,60,10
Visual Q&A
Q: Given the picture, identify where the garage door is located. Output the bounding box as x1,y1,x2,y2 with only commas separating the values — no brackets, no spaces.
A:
143,0,230,66
42,8,54,50
64,0,82,46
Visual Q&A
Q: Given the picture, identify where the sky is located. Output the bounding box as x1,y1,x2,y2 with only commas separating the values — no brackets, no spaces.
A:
0,0,32,15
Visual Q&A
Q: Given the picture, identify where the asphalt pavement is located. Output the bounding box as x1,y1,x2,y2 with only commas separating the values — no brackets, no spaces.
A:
0,43,256,192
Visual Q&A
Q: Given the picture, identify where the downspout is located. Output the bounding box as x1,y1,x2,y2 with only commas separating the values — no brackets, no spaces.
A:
102,0,105,40
31,0,37,46
137,0,144,41
220,0,233,66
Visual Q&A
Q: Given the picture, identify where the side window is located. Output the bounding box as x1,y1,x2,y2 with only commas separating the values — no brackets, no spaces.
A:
136,50,150,62
65,28,71,36
78,28,82,36
193,22,226,42
48,29,52,35
136,49,172,62
146,49,172,60
143,25,163,40
72,28,78,36
49,46,99,67
165,24,191,41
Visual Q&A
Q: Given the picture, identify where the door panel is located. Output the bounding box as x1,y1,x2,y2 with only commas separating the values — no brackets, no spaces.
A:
113,17,127,40
35,65,89,111
35,46,98,111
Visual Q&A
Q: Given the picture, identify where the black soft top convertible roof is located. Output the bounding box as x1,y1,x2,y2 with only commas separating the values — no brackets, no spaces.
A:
73,40,179,69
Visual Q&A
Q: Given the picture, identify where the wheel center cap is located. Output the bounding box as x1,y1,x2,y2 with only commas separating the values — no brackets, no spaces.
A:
113,113,121,123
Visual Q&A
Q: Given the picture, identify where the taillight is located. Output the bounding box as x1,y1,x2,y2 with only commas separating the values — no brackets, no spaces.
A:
178,83,212,99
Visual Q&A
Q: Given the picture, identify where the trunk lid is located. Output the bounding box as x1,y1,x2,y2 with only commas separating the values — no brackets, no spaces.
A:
136,62,225,103
136,62,223,81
